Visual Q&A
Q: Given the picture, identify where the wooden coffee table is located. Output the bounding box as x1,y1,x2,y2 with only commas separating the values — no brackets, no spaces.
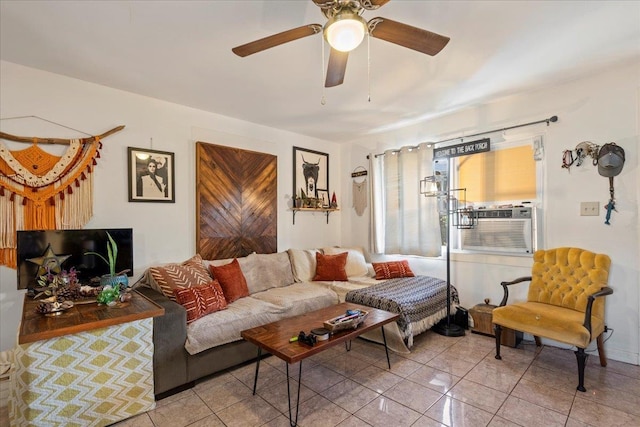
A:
241,302,399,427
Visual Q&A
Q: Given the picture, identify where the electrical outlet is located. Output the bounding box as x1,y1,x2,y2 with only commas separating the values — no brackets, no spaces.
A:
580,202,599,216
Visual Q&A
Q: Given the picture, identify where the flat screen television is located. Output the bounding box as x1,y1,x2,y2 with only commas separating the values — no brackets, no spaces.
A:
16,228,134,290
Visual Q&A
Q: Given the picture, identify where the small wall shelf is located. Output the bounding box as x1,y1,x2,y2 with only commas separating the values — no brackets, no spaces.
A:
292,208,339,224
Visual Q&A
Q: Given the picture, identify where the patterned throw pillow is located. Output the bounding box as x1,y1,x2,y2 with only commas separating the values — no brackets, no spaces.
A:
148,254,212,301
208,258,250,303
313,252,348,281
174,281,227,324
372,260,415,280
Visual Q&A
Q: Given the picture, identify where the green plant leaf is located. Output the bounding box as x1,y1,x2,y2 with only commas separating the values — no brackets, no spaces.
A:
84,231,119,277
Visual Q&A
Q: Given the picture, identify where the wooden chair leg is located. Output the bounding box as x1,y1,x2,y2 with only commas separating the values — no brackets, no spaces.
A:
597,333,607,367
494,324,502,360
575,347,588,392
534,336,541,347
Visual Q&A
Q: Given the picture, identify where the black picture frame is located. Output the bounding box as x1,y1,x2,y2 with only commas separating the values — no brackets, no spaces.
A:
293,146,328,199
127,147,175,203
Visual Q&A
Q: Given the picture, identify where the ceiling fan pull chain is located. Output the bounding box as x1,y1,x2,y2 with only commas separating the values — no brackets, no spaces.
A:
321,35,327,105
367,32,371,102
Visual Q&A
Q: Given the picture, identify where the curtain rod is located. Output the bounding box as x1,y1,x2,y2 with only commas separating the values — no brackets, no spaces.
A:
367,115,558,159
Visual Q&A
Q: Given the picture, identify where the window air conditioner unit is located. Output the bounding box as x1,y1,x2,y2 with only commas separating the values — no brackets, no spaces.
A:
460,207,537,254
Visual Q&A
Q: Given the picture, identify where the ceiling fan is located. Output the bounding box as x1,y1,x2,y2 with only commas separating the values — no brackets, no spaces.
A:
232,0,450,87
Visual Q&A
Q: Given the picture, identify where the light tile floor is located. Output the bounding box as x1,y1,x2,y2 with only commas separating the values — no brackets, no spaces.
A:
1,330,639,426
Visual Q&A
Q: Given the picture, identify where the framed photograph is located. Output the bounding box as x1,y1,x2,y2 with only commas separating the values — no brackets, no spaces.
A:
293,146,328,199
316,190,330,207
127,147,175,203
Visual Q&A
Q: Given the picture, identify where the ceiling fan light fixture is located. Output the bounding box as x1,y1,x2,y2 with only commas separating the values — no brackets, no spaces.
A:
324,12,367,52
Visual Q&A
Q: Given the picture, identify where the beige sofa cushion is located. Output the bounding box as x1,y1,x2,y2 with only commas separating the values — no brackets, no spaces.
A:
287,248,321,282
184,296,285,355
204,252,294,295
251,282,339,317
323,246,369,277
242,252,296,294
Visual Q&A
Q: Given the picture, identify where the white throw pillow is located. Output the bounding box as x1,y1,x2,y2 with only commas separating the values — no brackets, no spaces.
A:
287,248,321,282
242,252,295,294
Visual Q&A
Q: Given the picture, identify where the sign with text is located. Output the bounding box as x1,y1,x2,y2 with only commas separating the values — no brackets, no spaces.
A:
434,138,491,159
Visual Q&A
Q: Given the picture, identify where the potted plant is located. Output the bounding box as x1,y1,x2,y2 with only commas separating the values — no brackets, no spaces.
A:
293,194,302,209
85,231,129,293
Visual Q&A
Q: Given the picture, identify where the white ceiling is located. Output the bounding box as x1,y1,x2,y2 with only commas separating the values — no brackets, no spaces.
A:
1,1,639,143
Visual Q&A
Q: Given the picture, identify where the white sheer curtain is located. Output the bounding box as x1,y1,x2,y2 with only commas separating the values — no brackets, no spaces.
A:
369,143,441,256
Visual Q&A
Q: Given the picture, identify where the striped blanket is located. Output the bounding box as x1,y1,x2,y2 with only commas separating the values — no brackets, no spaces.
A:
345,276,459,348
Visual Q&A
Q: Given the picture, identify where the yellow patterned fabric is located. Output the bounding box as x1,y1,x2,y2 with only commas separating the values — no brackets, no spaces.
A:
493,301,599,348
9,318,155,427
527,247,611,316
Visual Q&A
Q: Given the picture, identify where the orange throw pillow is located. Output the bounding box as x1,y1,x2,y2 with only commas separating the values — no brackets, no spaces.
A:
313,252,348,281
174,281,228,324
372,260,415,280
208,259,249,303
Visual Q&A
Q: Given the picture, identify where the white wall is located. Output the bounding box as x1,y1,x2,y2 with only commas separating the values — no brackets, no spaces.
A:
0,61,343,352
345,62,640,365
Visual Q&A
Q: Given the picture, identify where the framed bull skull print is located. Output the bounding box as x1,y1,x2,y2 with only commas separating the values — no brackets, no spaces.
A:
293,147,328,200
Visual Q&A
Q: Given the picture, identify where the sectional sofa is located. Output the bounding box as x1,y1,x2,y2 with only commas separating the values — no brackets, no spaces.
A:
138,247,450,397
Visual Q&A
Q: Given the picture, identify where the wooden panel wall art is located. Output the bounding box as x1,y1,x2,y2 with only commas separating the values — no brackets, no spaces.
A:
196,142,277,260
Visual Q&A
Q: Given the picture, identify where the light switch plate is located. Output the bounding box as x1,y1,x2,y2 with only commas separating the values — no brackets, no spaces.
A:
580,202,599,216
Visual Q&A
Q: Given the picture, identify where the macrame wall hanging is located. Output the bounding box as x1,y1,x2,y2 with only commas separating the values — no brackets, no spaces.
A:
0,122,124,268
351,166,368,217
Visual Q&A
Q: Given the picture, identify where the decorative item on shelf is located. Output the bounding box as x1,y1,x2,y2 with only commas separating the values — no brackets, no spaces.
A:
299,188,309,207
33,267,81,315
32,267,105,314
96,285,120,306
84,231,130,293
331,191,338,208
35,299,74,316
317,189,330,207
33,267,80,300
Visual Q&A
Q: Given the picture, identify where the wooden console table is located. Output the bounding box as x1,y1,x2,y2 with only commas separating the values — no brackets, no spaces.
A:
10,290,164,427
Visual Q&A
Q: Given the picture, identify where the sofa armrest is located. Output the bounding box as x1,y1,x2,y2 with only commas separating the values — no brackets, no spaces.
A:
136,287,189,396
499,276,532,307
583,286,614,335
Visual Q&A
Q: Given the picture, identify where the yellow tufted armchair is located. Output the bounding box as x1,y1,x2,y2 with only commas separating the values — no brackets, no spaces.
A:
492,247,613,392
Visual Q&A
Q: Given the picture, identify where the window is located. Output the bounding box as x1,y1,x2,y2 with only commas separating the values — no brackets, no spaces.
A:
371,137,541,254
440,137,541,249
457,145,536,203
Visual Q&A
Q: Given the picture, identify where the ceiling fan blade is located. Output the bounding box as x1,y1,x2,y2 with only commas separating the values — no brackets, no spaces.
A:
232,24,322,57
368,17,450,56
325,49,349,87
